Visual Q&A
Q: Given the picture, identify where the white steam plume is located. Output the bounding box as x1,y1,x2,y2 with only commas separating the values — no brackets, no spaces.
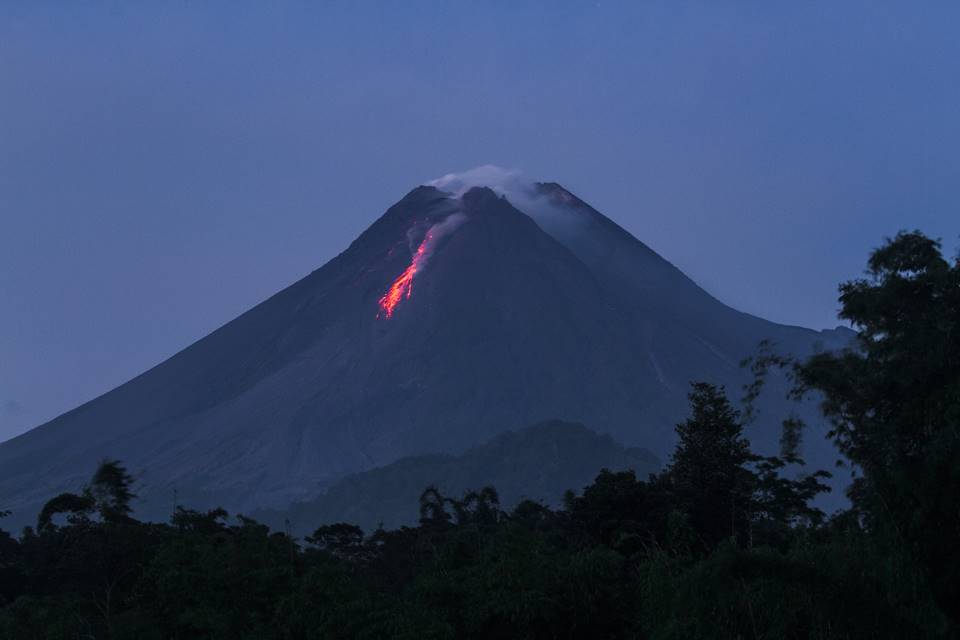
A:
428,165,527,198
427,165,589,240
419,211,467,258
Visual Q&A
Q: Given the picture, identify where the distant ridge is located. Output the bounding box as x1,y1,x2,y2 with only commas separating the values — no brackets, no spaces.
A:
255,421,660,534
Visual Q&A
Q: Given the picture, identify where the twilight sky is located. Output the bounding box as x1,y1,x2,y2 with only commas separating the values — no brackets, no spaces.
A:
2,2,958,443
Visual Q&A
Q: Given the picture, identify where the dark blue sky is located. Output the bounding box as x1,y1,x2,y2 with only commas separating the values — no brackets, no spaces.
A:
2,2,958,442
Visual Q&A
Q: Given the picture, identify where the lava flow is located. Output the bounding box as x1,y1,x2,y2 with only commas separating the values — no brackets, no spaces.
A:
378,236,430,318
377,213,466,319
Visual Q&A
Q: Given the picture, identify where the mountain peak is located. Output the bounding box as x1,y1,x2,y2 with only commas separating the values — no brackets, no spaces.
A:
389,184,449,214
427,165,523,197
461,185,502,203
534,181,579,204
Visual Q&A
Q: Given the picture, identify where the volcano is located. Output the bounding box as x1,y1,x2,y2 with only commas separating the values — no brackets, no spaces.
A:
0,176,851,526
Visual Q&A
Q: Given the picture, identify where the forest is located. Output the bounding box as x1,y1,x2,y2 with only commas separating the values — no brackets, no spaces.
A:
1,231,957,639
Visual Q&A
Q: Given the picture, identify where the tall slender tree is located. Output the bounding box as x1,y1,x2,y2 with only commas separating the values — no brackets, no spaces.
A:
666,382,756,549
87,460,137,524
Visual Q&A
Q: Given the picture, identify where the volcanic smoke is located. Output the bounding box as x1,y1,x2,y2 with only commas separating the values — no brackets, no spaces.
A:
378,213,466,319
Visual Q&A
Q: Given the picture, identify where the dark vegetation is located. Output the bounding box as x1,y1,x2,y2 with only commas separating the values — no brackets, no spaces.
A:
0,231,957,639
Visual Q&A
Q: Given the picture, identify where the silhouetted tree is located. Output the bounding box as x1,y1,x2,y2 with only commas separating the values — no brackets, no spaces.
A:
750,455,831,547
666,382,756,549
451,486,501,526
36,492,95,531
306,523,365,560
418,485,452,527
0,511,22,607
564,469,663,554
170,505,229,534
87,459,137,524
795,230,960,622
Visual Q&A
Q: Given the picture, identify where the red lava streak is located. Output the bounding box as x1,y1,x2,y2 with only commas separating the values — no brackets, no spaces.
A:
378,234,432,319
377,213,466,319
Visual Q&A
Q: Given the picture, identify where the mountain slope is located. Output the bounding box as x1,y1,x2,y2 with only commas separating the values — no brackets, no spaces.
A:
0,181,851,528
520,181,852,457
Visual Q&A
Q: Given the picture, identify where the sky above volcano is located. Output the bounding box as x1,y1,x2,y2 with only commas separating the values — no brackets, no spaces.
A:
2,2,959,442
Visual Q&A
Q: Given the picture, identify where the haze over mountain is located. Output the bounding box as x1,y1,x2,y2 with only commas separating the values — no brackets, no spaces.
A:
255,420,661,534
0,171,852,527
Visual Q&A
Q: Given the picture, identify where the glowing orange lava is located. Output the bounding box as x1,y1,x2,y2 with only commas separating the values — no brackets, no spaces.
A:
378,233,432,319
377,212,466,319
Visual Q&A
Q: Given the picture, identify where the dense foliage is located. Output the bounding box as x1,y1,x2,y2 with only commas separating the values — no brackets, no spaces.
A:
1,231,956,639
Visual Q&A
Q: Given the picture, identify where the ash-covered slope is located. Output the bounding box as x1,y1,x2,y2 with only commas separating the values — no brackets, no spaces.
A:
518,182,854,457
0,181,850,527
